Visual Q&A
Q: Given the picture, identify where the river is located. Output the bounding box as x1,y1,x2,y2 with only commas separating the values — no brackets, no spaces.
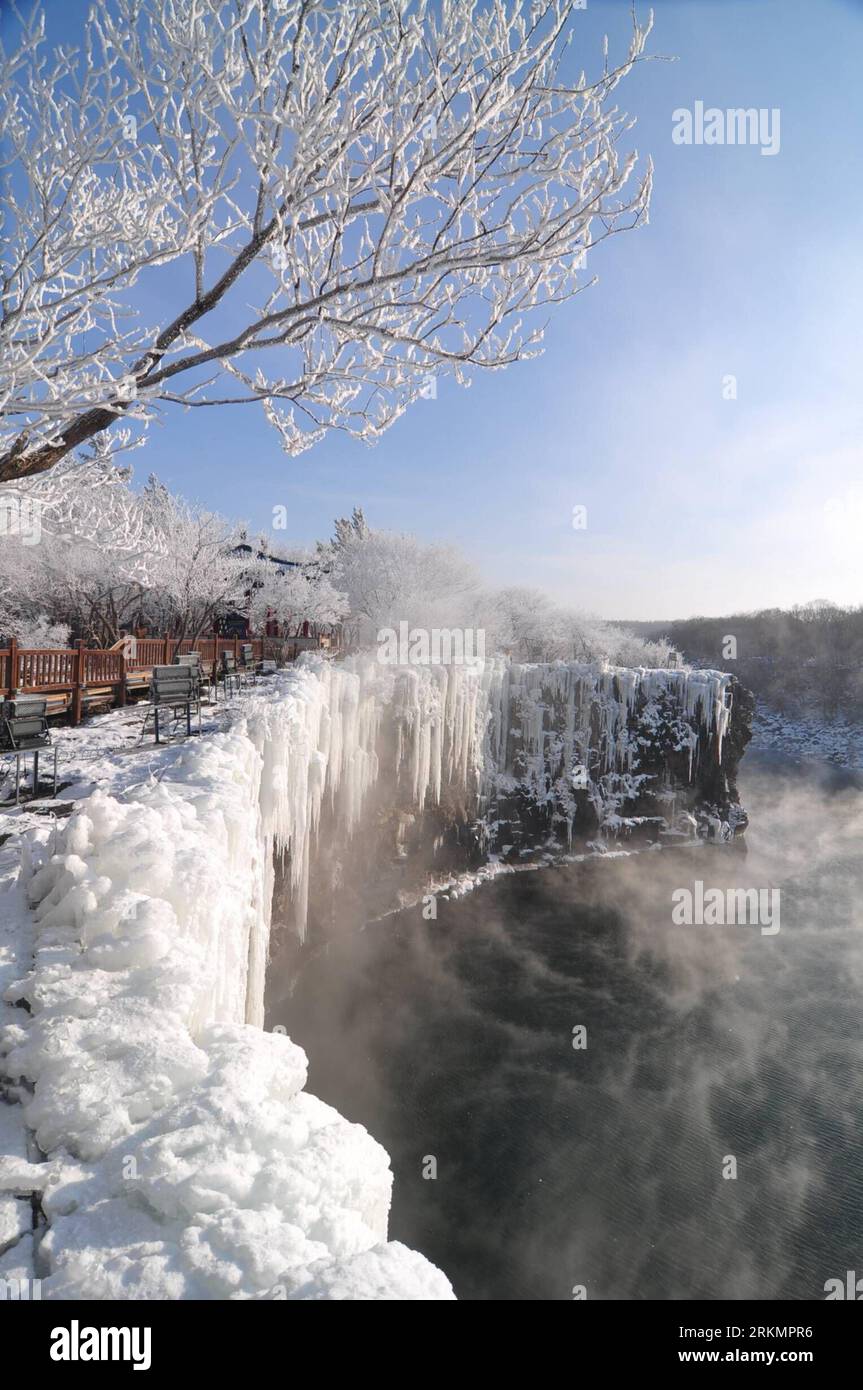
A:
267,752,863,1300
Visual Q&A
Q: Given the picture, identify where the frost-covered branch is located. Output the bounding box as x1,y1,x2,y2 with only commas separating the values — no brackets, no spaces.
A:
0,0,653,480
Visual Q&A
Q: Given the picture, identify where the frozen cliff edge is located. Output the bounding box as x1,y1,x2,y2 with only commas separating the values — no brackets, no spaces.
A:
0,663,454,1300
0,654,751,1299
473,660,753,852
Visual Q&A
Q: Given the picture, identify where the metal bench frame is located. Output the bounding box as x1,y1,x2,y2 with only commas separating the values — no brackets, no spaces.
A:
173,651,211,701
219,651,243,697
1,697,59,805
141,665,202,744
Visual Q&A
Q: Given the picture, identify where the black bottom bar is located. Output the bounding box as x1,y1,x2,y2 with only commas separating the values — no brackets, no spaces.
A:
5,1297,858,1375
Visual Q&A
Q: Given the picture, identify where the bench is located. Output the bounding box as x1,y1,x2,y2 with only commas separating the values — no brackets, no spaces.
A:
39,692,71,718
1,695,59,804
142,665,201,744
238,643,261,686
81,684,115,712
173,651,210,699
219,651,242,697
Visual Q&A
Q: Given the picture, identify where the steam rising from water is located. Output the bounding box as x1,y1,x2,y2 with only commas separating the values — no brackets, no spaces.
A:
268,755,863,1300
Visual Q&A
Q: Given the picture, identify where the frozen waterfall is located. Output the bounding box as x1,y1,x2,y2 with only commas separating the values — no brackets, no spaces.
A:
0,653,737,1301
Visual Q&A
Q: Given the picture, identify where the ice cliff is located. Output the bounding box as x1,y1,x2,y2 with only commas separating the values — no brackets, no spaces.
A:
379,654,751,875
0,654,751,1300
473,658,751,850
0,665,452,1300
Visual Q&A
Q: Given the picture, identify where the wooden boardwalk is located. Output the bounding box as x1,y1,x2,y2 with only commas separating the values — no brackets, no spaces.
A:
0,635,325,724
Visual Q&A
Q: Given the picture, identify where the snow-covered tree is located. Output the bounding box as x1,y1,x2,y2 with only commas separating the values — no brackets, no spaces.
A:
0,516,146,647
0,0,653,482
248,557,347,636
483,586,679,666
0,432,163,576
0,460,246,644
486,586,561,660
611,628,678,669
334,526,481,638
2,613,71,649
319,518,681,665
128,484,247,641
330,508,370,554
0,544,72,648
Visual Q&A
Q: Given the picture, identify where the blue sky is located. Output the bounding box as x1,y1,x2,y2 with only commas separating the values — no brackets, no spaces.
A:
19,0,863,618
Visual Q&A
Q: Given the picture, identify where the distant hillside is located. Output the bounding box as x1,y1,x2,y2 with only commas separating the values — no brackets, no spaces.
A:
614,606,863,721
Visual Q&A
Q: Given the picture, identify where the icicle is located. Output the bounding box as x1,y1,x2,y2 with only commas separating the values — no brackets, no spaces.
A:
245,654,734,952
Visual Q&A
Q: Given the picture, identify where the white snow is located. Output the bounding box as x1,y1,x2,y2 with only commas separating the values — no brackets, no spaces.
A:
0,663,453,1300
0,830,37,1283
751,703,863,768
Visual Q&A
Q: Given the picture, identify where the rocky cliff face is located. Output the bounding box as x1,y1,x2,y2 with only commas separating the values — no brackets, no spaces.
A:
476,666,755,857
268,659,755,972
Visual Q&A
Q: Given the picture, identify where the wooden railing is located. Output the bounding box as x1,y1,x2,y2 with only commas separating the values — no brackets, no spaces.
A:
15,647,78,690
125,638,165,669
84,649,125,684
0,633,322,724
0,639,125,724
123,636,265,670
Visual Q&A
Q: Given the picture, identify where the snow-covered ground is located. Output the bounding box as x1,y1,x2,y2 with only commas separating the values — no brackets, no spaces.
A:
0,832,37,1289
750,703,863,768
0,668,454,1300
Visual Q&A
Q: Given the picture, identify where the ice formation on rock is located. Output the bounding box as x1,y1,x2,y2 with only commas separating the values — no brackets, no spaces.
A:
0,654,736,1300
479,658,732,780
384,655,736,846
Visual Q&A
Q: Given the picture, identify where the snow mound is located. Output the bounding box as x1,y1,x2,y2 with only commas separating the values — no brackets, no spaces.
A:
36,1024,450,1300
0,665,453,1300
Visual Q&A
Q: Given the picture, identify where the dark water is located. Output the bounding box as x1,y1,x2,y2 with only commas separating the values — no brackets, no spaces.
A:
269,756,863,1300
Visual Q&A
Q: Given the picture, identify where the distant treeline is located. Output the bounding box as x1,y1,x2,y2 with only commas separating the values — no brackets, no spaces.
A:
619,605,863,720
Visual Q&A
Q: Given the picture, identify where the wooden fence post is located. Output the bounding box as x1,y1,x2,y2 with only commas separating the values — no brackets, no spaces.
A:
7,637,18,698
118,650,127,707
72,640,85,726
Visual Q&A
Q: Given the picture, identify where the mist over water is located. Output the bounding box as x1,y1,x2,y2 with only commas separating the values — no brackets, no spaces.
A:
267,754,863,1300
